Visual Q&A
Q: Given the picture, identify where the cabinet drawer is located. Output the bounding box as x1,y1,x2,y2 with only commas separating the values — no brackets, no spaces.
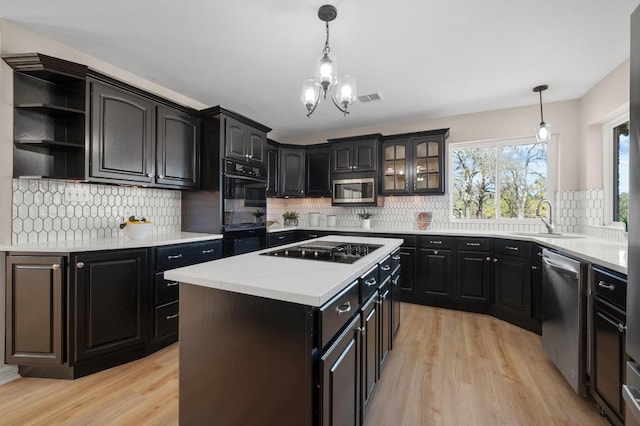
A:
156,241,221,271
494,239,531,258
193,240,223,263
317,280,360,349
592,267,626,310
456,237,492,252
420,236,453,249
156,272,179,306
390,248,401,270
360,265,380,303
154,301,179,340
379,255,393,282
269,232,295,247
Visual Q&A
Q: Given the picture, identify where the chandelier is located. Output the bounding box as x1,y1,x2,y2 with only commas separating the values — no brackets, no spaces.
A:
300,4,357,118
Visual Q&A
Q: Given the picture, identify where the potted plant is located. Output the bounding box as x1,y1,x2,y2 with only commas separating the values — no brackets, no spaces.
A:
358,212,373,229
282,211,299,226
253,209,265,224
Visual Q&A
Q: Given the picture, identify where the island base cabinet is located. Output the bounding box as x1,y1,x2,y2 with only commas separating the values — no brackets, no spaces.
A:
179,284,313,426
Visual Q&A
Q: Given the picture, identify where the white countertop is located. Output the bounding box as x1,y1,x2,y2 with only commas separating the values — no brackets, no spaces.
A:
0,232,223,253
164,235,403,307
268,225,628,274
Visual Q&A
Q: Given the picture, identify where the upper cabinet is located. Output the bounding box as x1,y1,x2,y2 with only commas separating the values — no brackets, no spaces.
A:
224,116,266,165
4,53,88,180
381,129,449,195
156,106,200,189
328,134,381,174
305,144,332,197
279,148,306,197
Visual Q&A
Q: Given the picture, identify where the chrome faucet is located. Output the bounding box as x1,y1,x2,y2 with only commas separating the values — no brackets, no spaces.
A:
536,199,554,234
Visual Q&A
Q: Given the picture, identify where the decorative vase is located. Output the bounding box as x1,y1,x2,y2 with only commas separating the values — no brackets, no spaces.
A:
361,218,371,229
284,218,298,226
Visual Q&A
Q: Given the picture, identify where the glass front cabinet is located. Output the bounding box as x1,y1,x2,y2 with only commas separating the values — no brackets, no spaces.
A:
381,129,449,195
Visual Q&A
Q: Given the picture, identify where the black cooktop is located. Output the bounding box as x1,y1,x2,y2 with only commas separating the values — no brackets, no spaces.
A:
261,241,382,264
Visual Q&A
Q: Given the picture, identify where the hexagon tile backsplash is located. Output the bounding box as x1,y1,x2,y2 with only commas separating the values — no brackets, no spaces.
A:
11,179,181,244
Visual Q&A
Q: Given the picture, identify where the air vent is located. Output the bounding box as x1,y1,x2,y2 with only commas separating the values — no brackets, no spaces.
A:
357,91,384,104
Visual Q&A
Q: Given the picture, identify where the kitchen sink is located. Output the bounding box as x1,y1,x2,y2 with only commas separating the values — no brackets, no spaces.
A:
511,232,586,239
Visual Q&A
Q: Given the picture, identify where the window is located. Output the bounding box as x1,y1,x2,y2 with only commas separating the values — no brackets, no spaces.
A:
613,121,629,225
450,137,551,220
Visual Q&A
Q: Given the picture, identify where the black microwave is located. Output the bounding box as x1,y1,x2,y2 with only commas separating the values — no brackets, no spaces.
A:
332,177,377,206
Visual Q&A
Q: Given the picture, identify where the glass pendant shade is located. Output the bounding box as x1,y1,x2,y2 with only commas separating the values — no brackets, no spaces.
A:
337,75,357,107
300,79,320,113
314,53,338,90
535,122,551,142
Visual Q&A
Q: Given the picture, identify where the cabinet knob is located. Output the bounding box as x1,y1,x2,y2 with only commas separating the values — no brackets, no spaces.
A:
365,278,377,287
433,250,439,255
619,323,627,333
76,262,85,269
336,301,352,316
52,263,60,270
158,174,164,179
493,258,498,263
381,265,391,271
486,257,491,261
355,326,366,335
532,266,540,270
147,173,153,178
167,281,179,287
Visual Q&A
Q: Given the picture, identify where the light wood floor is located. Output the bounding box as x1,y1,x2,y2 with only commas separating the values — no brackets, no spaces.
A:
0,303,608,425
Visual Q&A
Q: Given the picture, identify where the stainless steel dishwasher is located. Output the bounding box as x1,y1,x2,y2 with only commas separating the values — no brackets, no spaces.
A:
541,248,589,396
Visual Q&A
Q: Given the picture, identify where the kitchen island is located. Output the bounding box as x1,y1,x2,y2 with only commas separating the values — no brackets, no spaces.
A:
164,235,403,426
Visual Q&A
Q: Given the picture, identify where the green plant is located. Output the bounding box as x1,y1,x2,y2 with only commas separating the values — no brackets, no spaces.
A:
358,211,373,219
282,211,299,221
253,210,265,218
119,215,150,229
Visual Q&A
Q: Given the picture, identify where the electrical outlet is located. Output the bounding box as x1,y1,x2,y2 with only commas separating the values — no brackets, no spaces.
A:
64,187,92,203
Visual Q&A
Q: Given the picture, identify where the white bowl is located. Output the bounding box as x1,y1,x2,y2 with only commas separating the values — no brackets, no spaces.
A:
123,223,153,240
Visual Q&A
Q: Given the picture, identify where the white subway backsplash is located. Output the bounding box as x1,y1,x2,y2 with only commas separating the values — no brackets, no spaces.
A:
11,179,181,244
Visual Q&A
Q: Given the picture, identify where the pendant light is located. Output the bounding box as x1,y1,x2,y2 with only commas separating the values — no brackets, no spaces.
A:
301,4,357,118
533,85,551,142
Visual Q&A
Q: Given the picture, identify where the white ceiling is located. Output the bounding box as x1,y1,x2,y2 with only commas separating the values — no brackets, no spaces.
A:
1,0,639,144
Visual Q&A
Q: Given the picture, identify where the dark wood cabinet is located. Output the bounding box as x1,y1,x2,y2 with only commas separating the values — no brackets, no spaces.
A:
279,148,306,197
381,129,449,195
268,230,296,247
493,255,532,315
329,135,380,173
590,267,627,426
378,278,392,374
156,106,200,188
361,293,379,415
5,255,65,365
266,141,279,196
417,237,455,303
306,145,332,197
4,53,87,179
397,246,417,301
73,249,148,362
391,252,401,340
224,116,265,165
532,246,543,322
89,78,155,184
455,238,493,304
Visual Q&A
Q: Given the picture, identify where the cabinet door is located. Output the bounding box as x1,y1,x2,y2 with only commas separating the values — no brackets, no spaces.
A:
89,80,154,183
391,266,401,340
417,248,453,299
246,130,265,164
319,314,361,426
279,148,305,197
413,136,444,194
266,144,279,196
73,249,148,363
592,301,625,422
224,116,247,160
381,139,410,194
397,247,416,300
361,294,379,414
378,281,392,374
156,106,200,188
494,255,532,317
353,140,377,172
332,143,353,173
456,251,492,304
306,146,332,197
6,256,65,365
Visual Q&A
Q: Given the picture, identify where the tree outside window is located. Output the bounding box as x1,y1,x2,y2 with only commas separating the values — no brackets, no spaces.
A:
613,122,629,229
452,139,548,220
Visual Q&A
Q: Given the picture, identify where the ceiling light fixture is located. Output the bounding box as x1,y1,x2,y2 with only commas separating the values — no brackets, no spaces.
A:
533,85,551,142
301,4,357,118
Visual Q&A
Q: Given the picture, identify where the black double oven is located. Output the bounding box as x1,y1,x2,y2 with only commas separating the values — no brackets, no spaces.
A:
222,159,267,257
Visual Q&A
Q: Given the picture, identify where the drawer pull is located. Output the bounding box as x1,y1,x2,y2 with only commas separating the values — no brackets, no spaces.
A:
336,301,352,316
598,281,615,291
168,254,183,260
532,266,540,270
392,255,401,261
52,263,60,270
309,234,318,238
619,323,627,333
355,326,366,335
76,262,85,269
505,245,519,251
381,265,391,271
166,313,179,320
380,294,387,301
202,249,214,254
278,235,286,240
365,278,377,287
430,240,442,245
466,242,481,247
392,277,399,286
167,281,179,287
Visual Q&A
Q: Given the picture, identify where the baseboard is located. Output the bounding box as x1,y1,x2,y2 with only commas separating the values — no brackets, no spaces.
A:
0,365,19,386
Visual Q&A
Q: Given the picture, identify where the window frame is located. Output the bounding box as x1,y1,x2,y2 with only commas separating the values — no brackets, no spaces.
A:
448,135,557,223
602,113,629,227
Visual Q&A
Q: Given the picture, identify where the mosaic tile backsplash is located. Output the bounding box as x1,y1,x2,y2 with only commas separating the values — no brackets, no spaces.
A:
11,179,181,244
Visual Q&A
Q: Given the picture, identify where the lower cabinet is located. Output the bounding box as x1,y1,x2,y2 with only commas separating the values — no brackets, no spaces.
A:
378,276,392,372
417,237,454,304
455,237,493,305
361,292,379,414
269,230,296,247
